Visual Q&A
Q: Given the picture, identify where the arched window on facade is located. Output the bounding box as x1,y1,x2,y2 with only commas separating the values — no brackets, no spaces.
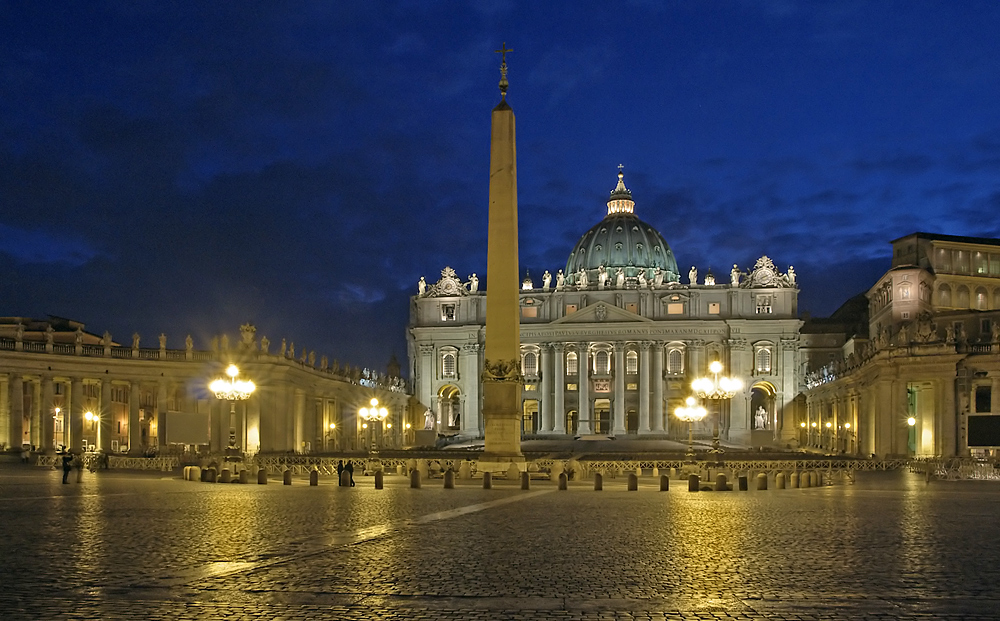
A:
595,350,610,375
626,350,638,375
976,287,989,310
755,347,772,374
667,348,684,375
566,352,578,376
957,285,971,309
522,351,538,378
441,350,457,379
938,284,952,307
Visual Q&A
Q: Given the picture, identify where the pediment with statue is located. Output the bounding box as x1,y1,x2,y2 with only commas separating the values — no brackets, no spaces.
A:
425,267,469,297
741,256,795,289
550,301,654,325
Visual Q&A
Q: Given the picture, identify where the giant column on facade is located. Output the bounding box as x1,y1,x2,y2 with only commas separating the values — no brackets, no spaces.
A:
481,46,523,463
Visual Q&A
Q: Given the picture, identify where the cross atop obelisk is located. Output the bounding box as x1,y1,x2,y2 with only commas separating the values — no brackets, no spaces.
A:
496,42,512,99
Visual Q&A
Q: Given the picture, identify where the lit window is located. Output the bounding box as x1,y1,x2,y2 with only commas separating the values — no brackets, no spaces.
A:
442,352,456,378
595,351,610,375
565,304,577,314
566,352,578,375
667,349,684,375
708,302,720,314
667,303,684,315
521,306,537,318
626,350,638,375
522,352,537,377
626,303,637,313
755,348,772,374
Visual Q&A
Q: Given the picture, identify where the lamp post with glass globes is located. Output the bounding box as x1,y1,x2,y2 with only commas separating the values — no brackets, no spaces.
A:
84,410,98,450
691,361,743,466
673,397,707,463
358,397,389,458
209,364,255,457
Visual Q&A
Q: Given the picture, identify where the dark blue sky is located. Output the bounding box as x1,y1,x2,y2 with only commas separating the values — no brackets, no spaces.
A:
2,2,999,371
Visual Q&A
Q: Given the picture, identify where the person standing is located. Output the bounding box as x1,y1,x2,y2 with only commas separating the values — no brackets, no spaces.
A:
336,460,345,486
345,460,355,487
61,451,73,484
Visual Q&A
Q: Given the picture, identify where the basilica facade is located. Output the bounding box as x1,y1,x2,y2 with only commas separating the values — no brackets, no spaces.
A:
408,171,802,447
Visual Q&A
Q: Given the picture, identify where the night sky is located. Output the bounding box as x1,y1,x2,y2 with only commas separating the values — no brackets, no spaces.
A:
3,2,999,373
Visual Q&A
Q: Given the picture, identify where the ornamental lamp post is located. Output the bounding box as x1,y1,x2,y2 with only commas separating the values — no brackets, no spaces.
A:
674,396,707,463
358,397,389,458
691,361,742,466
209,364,255,456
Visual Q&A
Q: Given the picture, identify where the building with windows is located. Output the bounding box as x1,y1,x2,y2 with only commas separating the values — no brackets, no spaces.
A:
0,318,409,456
803,233,1000,458
408,170,803,447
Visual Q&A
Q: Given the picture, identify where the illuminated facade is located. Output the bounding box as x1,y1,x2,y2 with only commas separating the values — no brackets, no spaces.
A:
803,233,1000,458
0,319,409,455
408,171,803,447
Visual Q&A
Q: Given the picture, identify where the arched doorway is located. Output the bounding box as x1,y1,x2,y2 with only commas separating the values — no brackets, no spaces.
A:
566,410,578,435
626,408,638,434
750,382,776,431
522,399,539,435
594,399,611,434
438,385,461,431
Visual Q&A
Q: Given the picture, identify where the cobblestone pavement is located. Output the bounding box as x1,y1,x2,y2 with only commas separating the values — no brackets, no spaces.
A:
3,463,1000,620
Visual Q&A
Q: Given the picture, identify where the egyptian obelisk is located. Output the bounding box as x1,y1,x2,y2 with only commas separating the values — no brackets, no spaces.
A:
481,43,523,462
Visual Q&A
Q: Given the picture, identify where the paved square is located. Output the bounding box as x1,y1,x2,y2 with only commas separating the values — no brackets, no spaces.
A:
2,464,999,619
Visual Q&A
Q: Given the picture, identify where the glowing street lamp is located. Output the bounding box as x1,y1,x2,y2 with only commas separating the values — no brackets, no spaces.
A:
674,397,707,463
691,361,743,465
210,364,255,452
359,397,389,455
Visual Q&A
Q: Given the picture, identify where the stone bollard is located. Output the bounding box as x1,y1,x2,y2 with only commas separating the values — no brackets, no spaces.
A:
339,471,350,487
635,466,642,478
660,474,669,491
558,472,568,490
507,462,520,481
738,475,749,491
652,466,659,478
239,469,248,484
776,472,786,489
220,468,231,483
802,472,811,488
715,473,728,491
417,461,429,481
483,471,492,489
310,470,318,486
628,473,638,491
283,469,292,485
375,470,384,489
756,472,768,491
521,471,530,490
444,470,454,489
594,472,603,491
810,471,819,487
206,467,217,483
258,469,267,484
397,464,406,476
459,461,472,479
410,469,421,489
789,472,799,488
688,473,700,492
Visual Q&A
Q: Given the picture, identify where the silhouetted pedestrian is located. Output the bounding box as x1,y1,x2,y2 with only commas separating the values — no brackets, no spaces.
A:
336,460,345,486
345,460,355,487
61,451,73,484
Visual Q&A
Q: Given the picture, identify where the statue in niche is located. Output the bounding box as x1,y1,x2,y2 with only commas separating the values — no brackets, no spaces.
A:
542,270,551,290
450,408,460,428
220,334,229,351
653,267,664,288
577,268,589,288
637,270,648,288
597,265,608,290
260,336,270,354
787,265,796,285
158,333,166,349
75,327,84,346
468,273,479,293
132,332,140,349
755,407,766,430
556,269,565,289
993,322,1000,344
185,335,193,351
731,264,741,286
424,408,436,430
689,266,698,285
418,276,426,295
615,267,625,289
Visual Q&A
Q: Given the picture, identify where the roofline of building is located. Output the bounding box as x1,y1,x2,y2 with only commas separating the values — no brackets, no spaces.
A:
891,231,1000,248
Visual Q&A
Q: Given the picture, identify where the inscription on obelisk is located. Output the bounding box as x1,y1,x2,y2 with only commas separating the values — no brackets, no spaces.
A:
481,43,523,461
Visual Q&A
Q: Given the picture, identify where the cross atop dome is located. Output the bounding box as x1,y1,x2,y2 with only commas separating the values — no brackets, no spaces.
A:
607,166,635,216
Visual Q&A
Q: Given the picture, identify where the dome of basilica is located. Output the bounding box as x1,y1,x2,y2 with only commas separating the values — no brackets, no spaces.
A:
564,170,680,285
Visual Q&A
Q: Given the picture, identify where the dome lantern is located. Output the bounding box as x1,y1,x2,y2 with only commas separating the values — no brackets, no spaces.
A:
606,165,635,216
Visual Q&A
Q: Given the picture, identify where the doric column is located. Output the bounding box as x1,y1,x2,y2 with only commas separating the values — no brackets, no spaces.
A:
156,381,168,449
128,382,141,455
577,344,591,435
638,342,651,434
41,375,55,453
69,378,84,453
652,342,664,433
539,343,553,433
553,343,566,433
612,342,626,435
9,375,24,450
100,378,113,452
